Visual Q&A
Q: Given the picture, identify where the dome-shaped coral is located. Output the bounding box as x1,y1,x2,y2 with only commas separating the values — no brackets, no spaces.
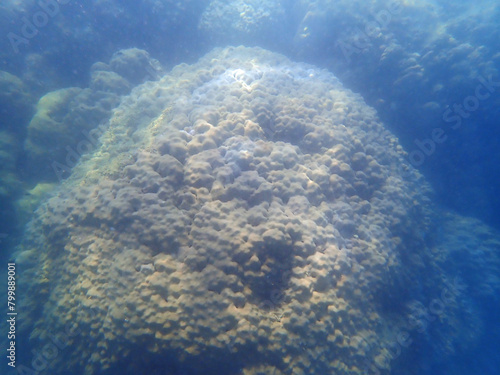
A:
17,46,468,375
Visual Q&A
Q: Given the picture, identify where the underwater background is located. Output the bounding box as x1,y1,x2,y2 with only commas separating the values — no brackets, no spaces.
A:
0,1,499,374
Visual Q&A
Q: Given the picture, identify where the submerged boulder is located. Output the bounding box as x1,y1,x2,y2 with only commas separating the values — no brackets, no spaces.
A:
16,46,498,375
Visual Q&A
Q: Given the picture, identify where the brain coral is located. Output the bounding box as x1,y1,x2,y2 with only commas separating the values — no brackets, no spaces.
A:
18,46,442,375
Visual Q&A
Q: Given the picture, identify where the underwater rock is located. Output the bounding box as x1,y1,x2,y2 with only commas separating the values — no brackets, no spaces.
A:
16,46,495,375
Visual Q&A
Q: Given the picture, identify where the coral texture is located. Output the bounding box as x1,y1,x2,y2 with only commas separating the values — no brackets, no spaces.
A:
19,46,447,375
23,48,162,181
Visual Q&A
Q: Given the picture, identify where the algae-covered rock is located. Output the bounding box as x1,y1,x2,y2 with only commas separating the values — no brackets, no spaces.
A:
15,46,499,375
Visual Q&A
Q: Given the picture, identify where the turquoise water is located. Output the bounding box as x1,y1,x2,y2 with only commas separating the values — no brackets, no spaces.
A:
1,1,499,374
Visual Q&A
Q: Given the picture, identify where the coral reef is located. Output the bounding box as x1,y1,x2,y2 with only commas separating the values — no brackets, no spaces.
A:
23,86,116,179
16,46,495,375
3,0,499,224
23,48,162,181
198,0,500,224
290,0,500,223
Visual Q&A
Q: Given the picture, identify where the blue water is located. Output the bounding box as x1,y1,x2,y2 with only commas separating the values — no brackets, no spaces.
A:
1,1,499,374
